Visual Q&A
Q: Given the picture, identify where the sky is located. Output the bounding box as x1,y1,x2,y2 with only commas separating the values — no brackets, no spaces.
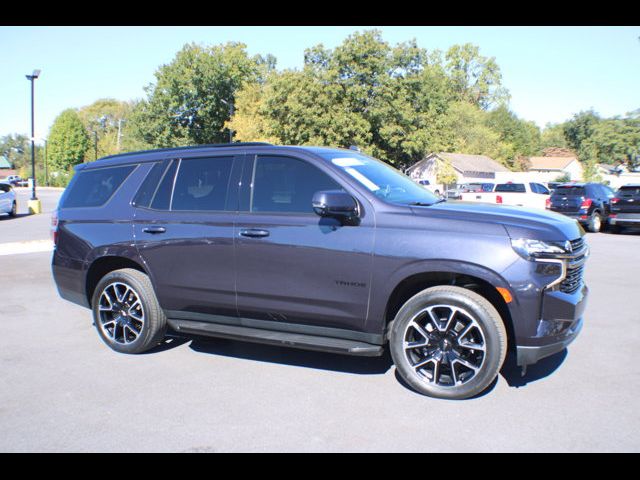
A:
1,26,639,142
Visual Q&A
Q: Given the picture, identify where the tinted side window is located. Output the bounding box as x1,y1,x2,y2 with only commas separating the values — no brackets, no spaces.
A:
150,160,178,210
172,157,234,211
62,165,136,208
251,156,340,213
0,184,10,193
133,161,166,208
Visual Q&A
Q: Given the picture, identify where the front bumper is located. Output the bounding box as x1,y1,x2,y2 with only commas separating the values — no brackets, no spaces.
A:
517,315,583,366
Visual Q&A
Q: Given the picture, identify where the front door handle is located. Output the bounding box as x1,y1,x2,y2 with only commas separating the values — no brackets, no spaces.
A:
239,229,270,238
142,226,166,234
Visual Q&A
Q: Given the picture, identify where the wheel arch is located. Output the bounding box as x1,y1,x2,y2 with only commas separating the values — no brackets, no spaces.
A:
380,264,518,353
85,255,149,308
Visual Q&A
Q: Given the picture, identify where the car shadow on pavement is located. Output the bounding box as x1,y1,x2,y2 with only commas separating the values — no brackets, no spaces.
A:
0,213,31,220
161,332,394,375
499,349,568,388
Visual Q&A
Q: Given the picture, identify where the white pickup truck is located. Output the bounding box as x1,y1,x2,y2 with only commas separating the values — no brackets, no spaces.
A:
459,181,551,210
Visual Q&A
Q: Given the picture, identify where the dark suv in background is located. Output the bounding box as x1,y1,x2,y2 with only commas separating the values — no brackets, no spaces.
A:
549,182,615,232
52,143,589,399
609,184,640,233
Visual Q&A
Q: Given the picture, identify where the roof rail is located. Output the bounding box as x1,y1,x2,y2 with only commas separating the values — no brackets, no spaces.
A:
97,142,272,162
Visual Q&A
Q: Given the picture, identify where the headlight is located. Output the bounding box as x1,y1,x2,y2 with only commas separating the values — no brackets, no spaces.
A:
511,238,567,260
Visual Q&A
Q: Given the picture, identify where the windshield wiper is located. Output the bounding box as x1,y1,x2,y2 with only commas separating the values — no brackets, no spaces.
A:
408,198,446,207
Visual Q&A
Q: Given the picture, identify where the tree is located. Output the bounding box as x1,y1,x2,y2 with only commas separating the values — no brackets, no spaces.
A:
230,30,471,167
437,101,513,166
47,109,90,171
128,42,269,148
444,43,510,109
563,110,601,153
0,134,30,171
541,123,569,149
486,105,542,166
436,159,458,187
77,98,134,159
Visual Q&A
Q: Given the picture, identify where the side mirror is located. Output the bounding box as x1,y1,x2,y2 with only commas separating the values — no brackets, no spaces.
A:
312,190,358,219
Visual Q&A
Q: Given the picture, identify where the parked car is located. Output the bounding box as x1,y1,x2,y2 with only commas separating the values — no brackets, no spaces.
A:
52,143,589,400
416,179,442,197
609,184,640,233
0,182,17,217
446,182,494,200
2,175,22,187
460,181,550,210
548,182,615,233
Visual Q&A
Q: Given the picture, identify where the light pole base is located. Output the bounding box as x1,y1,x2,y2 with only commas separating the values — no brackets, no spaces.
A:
28,199,42,215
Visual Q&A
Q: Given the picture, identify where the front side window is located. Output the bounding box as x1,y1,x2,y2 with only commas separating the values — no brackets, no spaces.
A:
62,165,136,208
172,157,234,211
251,156,341,213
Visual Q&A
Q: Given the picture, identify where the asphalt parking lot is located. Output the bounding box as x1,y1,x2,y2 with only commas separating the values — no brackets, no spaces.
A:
1,188,639,452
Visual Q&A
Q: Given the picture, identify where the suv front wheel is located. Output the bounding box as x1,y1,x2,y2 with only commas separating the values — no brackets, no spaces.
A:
91,268,167,354
389,286,507,400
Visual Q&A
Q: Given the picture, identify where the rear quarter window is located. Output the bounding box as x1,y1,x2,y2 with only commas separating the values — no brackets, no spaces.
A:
62,165,136,208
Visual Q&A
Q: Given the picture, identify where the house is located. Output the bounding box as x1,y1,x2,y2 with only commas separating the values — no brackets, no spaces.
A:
0,155,18,179
405,152,510,193
527,156,583,181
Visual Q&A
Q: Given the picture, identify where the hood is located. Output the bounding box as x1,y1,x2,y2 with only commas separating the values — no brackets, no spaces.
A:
410,201,584,242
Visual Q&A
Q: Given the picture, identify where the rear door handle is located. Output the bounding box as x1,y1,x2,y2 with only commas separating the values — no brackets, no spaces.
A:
239,229,270,238
142,226,166,234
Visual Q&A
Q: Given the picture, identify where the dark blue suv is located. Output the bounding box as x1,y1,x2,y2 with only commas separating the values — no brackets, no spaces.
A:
52,143,589,399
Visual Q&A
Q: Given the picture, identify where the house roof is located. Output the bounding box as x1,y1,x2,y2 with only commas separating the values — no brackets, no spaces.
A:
406,152,509,177
528,156,578,171
436,153,510,174
0,156,12,169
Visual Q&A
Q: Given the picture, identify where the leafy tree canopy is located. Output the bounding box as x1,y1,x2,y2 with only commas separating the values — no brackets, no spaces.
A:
47,109,90,171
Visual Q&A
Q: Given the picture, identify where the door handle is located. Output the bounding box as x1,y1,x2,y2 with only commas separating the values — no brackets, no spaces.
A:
142,226,166,234
239,229,270,238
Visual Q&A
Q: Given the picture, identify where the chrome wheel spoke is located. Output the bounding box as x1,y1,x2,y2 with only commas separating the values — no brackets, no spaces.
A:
403,303,486,388
98,282,145,345
404,339,428,350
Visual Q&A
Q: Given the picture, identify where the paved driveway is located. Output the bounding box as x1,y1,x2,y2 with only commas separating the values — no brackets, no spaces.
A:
0,189,638,452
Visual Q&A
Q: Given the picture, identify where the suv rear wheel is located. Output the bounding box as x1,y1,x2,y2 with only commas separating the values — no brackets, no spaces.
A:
91,268,167,354
389,286,507,400
587,211,602,233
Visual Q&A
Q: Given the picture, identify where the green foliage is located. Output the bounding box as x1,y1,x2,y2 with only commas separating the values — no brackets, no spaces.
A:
541,123,569,149
128,42,268,148
436,160,458,186
230,30,508,167
77,98,134,159
444,43,510,109
554,172,571,183
47,109,90,172
0,134,31,171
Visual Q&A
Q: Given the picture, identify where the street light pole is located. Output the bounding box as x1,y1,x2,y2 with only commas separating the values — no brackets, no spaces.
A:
25,69,41,214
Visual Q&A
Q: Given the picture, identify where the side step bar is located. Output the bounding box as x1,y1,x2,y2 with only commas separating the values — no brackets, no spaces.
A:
167,319,385,357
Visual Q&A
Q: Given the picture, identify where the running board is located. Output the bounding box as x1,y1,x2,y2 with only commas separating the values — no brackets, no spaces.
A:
167,319,384,357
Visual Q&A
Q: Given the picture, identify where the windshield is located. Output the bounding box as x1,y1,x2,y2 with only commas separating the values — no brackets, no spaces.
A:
317,151,439,205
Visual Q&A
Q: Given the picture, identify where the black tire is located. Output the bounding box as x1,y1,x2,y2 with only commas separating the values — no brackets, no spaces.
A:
91,268,167,354
389,285,507,400
9,201,16,217
587,211,602,233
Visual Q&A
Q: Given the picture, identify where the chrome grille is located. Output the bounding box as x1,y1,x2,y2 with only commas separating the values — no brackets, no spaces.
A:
560,264,584,294
570,237,585,253
560,237,587,294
